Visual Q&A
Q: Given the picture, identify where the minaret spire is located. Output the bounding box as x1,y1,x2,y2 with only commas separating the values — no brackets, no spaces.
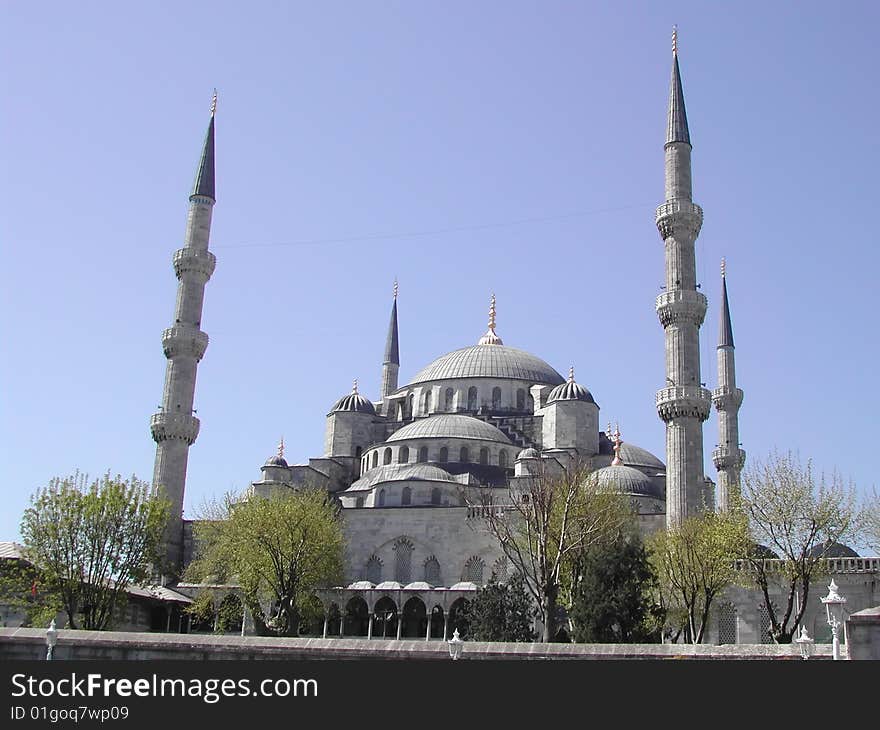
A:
478,293,503,345
150,94,219,574
380,280,400,402
654,31,712,527
712,259,745,511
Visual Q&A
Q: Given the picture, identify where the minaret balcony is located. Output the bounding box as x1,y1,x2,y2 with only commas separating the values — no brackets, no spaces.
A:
656,290,707,327
655,200,703,240
162,326,209,360
712,445,746,470
150,411,200,445
655,385,711,422
712,386,744,410
173,248,216,282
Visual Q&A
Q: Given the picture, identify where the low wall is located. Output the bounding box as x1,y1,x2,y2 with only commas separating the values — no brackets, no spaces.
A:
0,628,836,660
846,606,880,660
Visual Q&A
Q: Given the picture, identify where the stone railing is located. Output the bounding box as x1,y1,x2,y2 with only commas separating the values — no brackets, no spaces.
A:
712,445,746,469
150,412,200,445
161,326,209,360
655,199,703,240
172,247,216,281
655,385,712,422
734,557,880,574
712,385,744,410
655,289,707,327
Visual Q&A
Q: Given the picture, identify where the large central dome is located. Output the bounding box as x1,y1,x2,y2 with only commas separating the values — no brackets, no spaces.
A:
407,344,565,386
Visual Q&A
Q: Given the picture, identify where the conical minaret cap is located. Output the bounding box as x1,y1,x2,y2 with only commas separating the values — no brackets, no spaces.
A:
719,259,735,348
384,280,400,365
191,91,217,200
666,28,691,146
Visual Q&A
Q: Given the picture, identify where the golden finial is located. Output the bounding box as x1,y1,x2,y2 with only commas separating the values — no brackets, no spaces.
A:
352,378,359,394
393,278,398,300
488,293,497,331
478,293,503,345
210,89,218,117
569,366,575,383
721,257,726,279
672,25,678,56
277,437,285,459
609,423,624,466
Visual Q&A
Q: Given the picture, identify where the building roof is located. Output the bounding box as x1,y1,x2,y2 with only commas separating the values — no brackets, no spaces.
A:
0,542,26,561
667,36,691,146
547,379,595,405
719,272,735,348
330,387,376,415
384,294,399,366
598,435,665,472
387,415,512,444
407,345,564,386
808,540,860,559
191,112,216,200
347,463,457,492
590,464,664,499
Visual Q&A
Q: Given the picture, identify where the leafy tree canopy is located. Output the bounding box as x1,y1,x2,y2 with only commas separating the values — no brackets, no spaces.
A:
461,572,536,642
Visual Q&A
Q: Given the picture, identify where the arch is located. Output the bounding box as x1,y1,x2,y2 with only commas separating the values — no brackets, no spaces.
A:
467,386,478,411
407,393,414,418
372,451,379,468
418,446,429,463
463,555,485,584
516,388,526,411
479,447,489,465
429,605,445,640
423,390,432,414
717,602,737,645
355,497,364,509
326,603,342,637
449,597,471,640
430,487,441,505
374,596,398,639
424,556,441,585
439,447,448,463
394,537,414,583
189,597,215,633
383,448,392,465
499,450,508,468
355,446,362,459
344,596,369,637
491,386,502,410
758,603,774,644
399,446,409,463
402,596,427,638
527,393,534,412
444,387,454,412
365,554,382,583
460,446,470,463
401,486,412,507
377,489,386,508
491,556,509,582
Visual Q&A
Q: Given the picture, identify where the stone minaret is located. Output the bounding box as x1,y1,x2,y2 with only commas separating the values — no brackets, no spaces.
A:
654,30,712,527
150,95,217,572
712,259,745,511
380,280,400,402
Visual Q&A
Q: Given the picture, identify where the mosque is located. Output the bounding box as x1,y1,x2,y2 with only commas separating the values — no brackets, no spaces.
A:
148,34,878,644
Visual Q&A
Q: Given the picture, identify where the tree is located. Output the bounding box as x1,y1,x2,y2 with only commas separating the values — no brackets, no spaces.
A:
865,488,880,555
185,488,344,637
648,511,749,644
735,451,863,643
468,460,629,642
568,527,662,643
20,472,169,630
460,572,536,642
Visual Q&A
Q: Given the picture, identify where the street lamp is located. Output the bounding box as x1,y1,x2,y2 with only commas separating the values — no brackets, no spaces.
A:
794,625,814,660
821,579,847,660
447,628,464,660
45,619,58,661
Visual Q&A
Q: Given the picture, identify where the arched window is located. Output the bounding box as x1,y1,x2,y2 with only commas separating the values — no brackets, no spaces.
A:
492,386,501,410
431,487,441,505
365,555,382,584
467,386,478,411
480,447,489,465
424,556,441,585
527,393,534,412
717,602,737,645
399,446,409,463
423,390,432,414
378,489,386,507
407,393,414,418
355,497,364,508
372,451,379,468
445,388,454,412
402,486,412,506
492,556,509,582
418,446,428,463
499,450,508,468
459,446,469,463
516,389,525,411
355,446,362,459
463,556,485,584
383,448,392,465
439,447,448,463
394,537,414,584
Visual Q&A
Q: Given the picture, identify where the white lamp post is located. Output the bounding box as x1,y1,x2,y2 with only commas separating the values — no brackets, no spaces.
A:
45,619,58,661
821,579,847,660
447,628,463,660
794,625,814,660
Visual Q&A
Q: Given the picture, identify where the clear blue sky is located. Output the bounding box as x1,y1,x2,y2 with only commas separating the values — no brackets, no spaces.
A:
1,2,877,549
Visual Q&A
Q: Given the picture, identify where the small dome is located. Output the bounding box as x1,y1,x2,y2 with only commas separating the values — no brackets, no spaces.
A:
517,447,540,460
375,581,402,590
808,540,859,559
387,415,511,444
347,581,375,590
547,368,595,404
404,581,432,590
449,581,478,591
263,454,289,468
591,464,664,499
330,380,376,415
347,463,456,492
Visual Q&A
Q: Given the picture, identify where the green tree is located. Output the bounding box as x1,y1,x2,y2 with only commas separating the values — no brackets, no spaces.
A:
0,554,63,628
185,488,344,637
568,528,662,643
20,472,169,630
866,489,880,555
648,511,749,644
461,572,536,642
735,451,863,643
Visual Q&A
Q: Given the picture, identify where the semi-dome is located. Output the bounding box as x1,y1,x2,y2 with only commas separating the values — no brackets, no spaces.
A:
591,464,664,499
547,367,595,404
407,345,565,386
387,414,512,444
347,463,457,492
330,380,376,415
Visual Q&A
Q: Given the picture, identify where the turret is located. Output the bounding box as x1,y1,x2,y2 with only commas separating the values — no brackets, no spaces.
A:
540,367,600,455
712,259,745,511
150,94,218,574
324,380,376,479
654,30,712,527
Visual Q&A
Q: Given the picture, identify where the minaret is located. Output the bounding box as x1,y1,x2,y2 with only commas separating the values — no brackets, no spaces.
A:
380,280,400,402
654,29,712,527
712,259,745,511
150,93,218,573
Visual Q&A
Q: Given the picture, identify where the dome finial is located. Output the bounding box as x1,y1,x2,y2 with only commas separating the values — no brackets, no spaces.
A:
277,437,285,459
721,257,726,279
352,378,359,394
672,25,678,56
609,423,624,466
210,89,218,117
393,278,398,300
478,293,503,345
568,366,575,383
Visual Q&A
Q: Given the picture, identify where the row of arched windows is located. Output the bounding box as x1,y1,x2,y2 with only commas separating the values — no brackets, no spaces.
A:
376,486,445,507
362,545,508,586
364,445,511,472
399,386,534,418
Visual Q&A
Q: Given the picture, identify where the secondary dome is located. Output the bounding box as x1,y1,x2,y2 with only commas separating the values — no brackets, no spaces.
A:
330,380,376,415
517,447,540,459
591,464,664,499
408,345,565,386
348,463,457,491
387,414,511,444
547,367,595,404
808,540,859,559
